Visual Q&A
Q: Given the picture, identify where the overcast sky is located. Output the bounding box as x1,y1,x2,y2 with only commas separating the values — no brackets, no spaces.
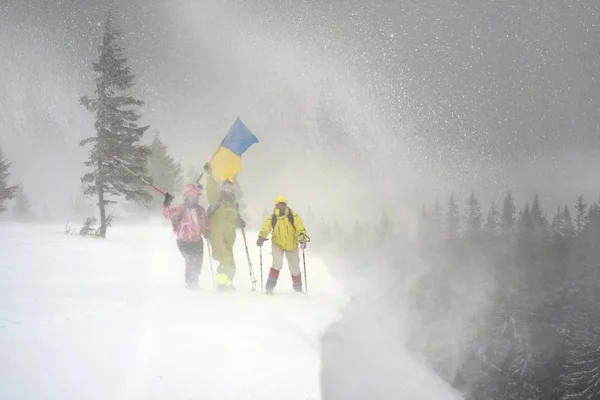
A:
1,0,599,229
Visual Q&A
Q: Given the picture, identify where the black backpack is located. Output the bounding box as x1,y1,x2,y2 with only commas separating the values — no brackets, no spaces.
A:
271,209,295,230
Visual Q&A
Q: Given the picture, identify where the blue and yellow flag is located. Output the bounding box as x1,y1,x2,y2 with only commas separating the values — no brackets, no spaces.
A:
209,117,259,182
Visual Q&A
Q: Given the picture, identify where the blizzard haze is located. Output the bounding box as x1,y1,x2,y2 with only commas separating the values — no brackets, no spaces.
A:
1,1,600,399
3,0,599,224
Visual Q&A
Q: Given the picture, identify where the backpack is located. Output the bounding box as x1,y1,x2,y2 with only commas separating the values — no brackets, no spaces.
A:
271,209,295,230
172,205,202,232
207,198,239,220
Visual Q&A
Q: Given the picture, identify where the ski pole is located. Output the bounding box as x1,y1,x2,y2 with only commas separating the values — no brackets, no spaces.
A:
195,172,204,190
259,245,263,292
112,157,165,195
258,238,268,292
240,228,258,291
302,248,308,295
300,234,311,295
206,237,214,285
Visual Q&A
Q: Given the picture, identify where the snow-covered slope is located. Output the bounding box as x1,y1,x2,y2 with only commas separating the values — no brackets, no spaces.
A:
0,221,462,399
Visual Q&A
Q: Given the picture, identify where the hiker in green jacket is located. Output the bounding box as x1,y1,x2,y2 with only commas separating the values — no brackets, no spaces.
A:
204,163,246,290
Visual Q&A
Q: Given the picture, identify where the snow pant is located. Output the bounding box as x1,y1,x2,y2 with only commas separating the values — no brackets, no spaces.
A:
266,245,303,292
177,239,204,286
210,228,236,286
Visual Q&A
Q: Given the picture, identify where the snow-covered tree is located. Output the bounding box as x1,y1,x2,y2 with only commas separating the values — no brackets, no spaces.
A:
12,186,33,222
445,193,460,240
562,206,575,238
485,200,500,236
464,190,482,238
432,199,443,229
502,191,516,232
574,195,588,235
0,147,19,213
79,11,152,238
147,132,183,211
375,210,393,246
551,205,564,238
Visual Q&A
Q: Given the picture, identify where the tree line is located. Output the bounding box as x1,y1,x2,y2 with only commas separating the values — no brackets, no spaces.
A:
331,190,600,400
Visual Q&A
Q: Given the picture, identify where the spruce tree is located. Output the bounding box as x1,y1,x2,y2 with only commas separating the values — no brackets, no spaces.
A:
376,210,393,245
574,195,588,235
0,147,19,213
551,205,564,238
502,191,516,232
465,190,482,238
79,11,152,238
432,199,443,229
562,206,575,238
147,132,183,211
445,193,460,240
430,199,444,248
485,200,500,236
12,186,33,222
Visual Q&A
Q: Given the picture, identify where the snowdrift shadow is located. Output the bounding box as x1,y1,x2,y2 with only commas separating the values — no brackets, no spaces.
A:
319,297,463,400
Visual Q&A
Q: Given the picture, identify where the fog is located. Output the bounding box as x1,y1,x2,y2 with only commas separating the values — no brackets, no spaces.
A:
4,0,599,221
2,0,600,398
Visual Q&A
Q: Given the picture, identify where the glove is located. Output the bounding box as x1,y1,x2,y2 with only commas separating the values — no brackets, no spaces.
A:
256,237,265,247
237,217,246,229
164,192,174,206
203,163,212,173
299,233,308,249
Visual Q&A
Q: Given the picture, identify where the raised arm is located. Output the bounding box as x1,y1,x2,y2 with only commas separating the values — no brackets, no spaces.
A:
163,203,181,220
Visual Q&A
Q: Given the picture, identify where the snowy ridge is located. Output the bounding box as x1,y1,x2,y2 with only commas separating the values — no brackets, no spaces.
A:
0,221,462,399
0,222,347,400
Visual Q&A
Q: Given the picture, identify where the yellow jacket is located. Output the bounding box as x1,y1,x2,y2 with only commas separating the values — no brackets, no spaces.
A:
259,207,307,251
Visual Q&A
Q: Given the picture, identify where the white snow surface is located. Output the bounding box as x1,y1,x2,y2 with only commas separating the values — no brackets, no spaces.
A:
0,221,462,400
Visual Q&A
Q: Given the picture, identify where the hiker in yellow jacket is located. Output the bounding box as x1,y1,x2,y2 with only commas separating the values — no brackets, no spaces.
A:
256,196,308,294
204,163,246,290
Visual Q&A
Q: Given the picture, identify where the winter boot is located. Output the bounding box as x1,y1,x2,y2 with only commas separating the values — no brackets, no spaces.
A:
265,268,280,294
186,276,199,291
215,272,235,292
292,273,303,293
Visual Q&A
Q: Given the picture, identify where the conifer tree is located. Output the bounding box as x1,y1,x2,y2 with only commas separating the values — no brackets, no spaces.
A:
0,147,19,213
574,195,588,235
79,11,152,237
485,200,500,236
147,132,183,211
465,190,482,238
445,193,460,240
502,191,516,232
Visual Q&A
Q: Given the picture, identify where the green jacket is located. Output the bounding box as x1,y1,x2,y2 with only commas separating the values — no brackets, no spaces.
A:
207,174,239,235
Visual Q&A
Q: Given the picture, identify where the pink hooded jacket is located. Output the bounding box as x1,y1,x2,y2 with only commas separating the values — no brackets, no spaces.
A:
163,204,210,242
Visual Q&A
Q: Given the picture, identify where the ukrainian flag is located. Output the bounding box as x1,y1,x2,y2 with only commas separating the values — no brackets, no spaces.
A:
209,117,259,182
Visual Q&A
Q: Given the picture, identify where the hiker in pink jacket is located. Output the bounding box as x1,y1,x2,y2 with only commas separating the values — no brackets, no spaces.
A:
163,184,210,290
